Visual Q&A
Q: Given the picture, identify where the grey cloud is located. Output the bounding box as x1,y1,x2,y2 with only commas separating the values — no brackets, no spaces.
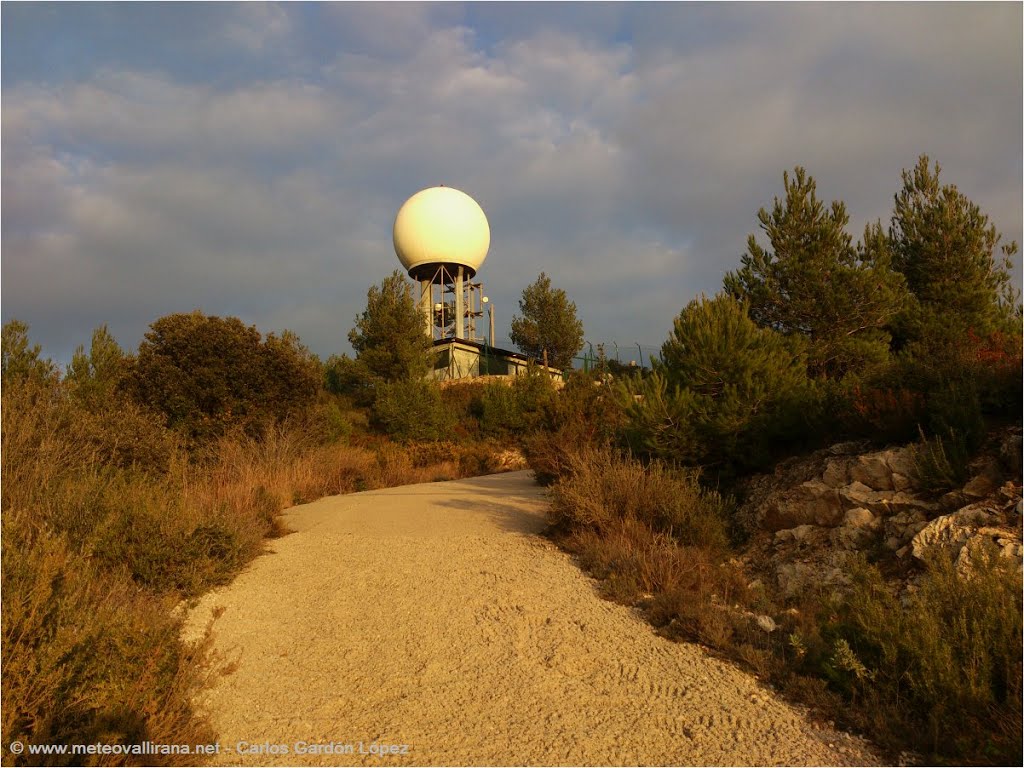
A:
7,73,342,162
223,2,293,53
2,3,1020,367
615,2,1022,271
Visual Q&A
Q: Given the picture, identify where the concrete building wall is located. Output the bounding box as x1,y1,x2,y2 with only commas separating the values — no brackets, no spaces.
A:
429,340,560,382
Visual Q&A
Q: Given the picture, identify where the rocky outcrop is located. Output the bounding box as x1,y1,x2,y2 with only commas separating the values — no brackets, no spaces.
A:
910,488,1023,571
738,428,1023,597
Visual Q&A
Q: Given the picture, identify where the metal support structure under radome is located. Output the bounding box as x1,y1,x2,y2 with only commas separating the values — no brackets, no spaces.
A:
454,266,465,340
410,263,487,343
419,278,432,338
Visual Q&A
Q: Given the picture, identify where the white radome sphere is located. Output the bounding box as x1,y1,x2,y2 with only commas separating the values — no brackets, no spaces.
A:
393,186,490,278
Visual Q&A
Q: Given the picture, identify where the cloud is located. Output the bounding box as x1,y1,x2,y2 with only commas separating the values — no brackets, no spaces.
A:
613,2,1022,268
5,71,341,162
2,2,1020,367
223,2,292,53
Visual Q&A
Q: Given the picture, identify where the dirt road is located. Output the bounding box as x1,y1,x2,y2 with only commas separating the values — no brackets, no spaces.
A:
185,471,876,766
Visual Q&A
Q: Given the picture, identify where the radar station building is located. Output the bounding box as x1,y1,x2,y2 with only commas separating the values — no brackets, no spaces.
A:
393,186,562,383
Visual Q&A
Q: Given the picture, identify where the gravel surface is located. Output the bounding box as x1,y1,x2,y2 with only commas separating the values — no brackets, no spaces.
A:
184,470,878,766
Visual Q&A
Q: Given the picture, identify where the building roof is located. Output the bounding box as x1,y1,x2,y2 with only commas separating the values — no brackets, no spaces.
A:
430,336,535,363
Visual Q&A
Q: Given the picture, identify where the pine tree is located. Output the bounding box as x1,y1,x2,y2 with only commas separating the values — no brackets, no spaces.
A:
658,293,808,400
348,270,433,384
66,324,126,404
889,155,1018,347
623,294,813,470
509,272,585,371
1,320,56,383
724,167,907,379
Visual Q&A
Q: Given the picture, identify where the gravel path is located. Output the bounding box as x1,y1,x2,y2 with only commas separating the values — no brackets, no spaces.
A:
184,471,877,766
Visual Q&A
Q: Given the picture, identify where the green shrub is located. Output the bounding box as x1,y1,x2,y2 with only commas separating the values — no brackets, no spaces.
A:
440,381,485,433
314,397,354,443
619,294,818,474
510,366,558,422
93,498,246,595
543,369,626,437
616,372,703,464
477,380,524,434
371,378,452,441
828,554,1023,764
723,166,907,380
840,378,927,445
912,427,971,494
925,377,985,453
1,320,57,384
967,328,1023,421
470,368,559,437
348,271,433,384
64,325,129,408
127,312,320,443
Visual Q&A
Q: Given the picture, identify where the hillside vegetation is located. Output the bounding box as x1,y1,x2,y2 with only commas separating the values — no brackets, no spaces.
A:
0,310,536,767
2,155,1021,766
524,156,1023,765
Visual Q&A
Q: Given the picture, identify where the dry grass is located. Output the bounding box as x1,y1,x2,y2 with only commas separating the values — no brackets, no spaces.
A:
545,443,1023,765
1,377,513,765
548,445,752,656
2,510,215,767
549,445,730,550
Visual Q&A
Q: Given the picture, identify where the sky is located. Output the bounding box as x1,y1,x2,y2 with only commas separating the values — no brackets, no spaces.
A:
3,1,1022,367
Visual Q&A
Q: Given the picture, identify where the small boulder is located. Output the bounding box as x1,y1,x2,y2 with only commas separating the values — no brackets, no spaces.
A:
996,481,1021,504
790,524,817,542
939,490,969,512
888,510,927,527
965,455,1002,491
962,472,999,499
910,505,1000,561
886,492,940,516
839,482,893,515
831,524,873,550
844,507,876,528
891,472,914,492
883,509,928,549
885,446,918,480
775,561,849,598
764,483,843,529
776,524,818,545
1001,541,1023,559
821,459,849,488
903,520,929,538
849,454,894,491
828,441,866,456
